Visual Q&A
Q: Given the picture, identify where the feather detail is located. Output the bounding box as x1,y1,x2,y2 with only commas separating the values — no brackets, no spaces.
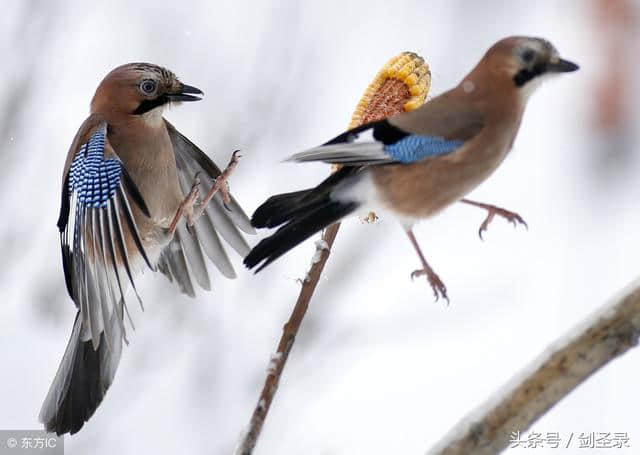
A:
158,119,257,291
288,118,463,165
165,120,254,234
384,135,463,163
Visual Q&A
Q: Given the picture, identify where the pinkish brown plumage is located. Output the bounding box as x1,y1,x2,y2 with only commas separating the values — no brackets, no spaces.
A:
41,63,253,436
245,36,578,301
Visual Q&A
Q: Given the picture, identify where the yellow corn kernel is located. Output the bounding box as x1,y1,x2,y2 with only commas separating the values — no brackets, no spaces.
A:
404,97,424,112
404,73,419,86
348,51,431,128
342,51,432,219
411,81,430,97
397,62,417,80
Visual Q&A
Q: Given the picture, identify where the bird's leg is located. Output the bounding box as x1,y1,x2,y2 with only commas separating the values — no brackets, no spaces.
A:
406,229,449,303
167,174,201,237
194,150,242,220
460,198,528,240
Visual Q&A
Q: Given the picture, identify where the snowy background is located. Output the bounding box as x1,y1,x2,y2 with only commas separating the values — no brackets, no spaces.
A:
2,0,640,454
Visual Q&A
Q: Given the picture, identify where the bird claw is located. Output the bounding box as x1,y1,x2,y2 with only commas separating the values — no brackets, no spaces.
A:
477,206,527,240
168,175,201,236
197,150,242,216
410,268,449,304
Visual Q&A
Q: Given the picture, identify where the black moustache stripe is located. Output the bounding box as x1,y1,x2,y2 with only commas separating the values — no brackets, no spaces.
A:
133,96,168,115
513,63,547,87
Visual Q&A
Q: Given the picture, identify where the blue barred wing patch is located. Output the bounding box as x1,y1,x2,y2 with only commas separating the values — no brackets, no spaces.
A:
69,130,121,208
384,134,464,163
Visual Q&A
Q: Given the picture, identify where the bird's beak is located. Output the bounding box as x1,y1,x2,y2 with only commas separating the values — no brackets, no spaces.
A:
167,84,204,102
547,58,579,73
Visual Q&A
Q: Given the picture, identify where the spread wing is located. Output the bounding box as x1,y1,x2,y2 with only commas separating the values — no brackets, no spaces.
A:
57,116,153,348
41,115,154,434
161,120,253,286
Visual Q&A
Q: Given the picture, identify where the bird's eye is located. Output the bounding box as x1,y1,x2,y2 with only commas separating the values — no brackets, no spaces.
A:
140,80,157,94
522,49,536,64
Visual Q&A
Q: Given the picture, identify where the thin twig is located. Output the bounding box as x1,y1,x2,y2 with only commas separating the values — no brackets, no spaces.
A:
237,223,341,455
236,52,431,455
427,278,640,455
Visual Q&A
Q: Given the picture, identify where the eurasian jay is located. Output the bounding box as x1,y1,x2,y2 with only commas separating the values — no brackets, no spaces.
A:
40,63,253,435
244,36,578,301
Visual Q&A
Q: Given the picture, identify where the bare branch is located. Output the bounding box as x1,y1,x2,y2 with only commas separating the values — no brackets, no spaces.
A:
427,278,640,455
236,52,432,455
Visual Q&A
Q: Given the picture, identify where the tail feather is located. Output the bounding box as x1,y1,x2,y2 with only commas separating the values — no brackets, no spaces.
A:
251,190,314,229
245,166,362,272
252,167,362,229
40,309,123,435
244,198,358,272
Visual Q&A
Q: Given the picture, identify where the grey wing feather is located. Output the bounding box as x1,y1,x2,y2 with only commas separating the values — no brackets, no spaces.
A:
174,151,240,265
157,233,196,298
169,149,236,285
68,164,146,349
286,142,393,166
176,222,211,290
161,119,252,294
165,120,254,235
42,121,152,435
192,213,236,278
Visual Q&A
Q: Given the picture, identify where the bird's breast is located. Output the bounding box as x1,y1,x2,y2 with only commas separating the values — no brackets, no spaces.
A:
371,129,514,219
108,122,184,242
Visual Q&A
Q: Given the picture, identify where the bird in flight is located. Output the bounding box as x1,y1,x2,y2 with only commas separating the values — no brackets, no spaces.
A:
41,63,253,435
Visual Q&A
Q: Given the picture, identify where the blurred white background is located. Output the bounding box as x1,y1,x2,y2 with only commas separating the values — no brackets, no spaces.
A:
1,0,639,454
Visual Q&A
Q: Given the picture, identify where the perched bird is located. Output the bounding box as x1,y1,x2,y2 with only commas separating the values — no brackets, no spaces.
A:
41,63,254,435
244,36,578,300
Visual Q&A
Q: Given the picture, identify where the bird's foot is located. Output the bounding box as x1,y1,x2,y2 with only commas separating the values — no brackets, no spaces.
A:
411,267,449,303
197,150,242,215
477,205,527,240
168,174,201,236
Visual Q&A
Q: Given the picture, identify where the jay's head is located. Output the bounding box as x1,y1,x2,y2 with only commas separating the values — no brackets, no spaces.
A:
470,36,578,99
91,63,203,117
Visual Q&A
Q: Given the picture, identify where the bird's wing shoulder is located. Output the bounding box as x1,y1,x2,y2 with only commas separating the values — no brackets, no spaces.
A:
389,94,484,142
58,115,153,348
